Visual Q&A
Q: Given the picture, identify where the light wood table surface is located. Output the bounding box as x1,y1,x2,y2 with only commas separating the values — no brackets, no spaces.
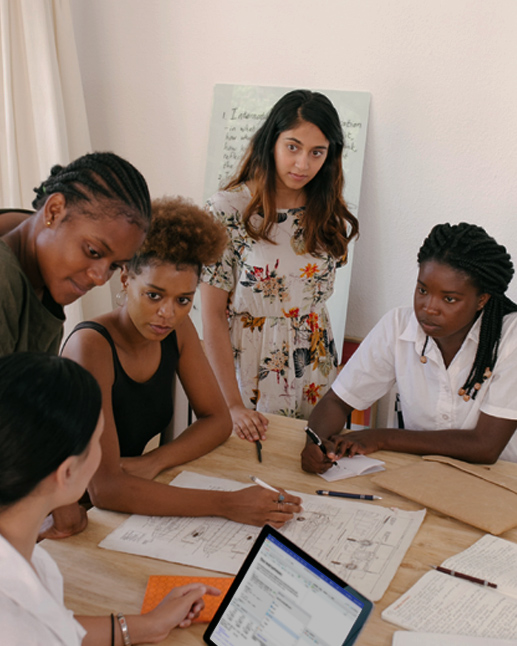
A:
43,414,517,645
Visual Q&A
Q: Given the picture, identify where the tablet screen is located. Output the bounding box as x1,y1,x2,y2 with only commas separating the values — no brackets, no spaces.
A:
204,525,373,646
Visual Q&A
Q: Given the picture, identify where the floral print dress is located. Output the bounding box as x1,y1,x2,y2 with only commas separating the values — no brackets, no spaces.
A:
202,184,346,420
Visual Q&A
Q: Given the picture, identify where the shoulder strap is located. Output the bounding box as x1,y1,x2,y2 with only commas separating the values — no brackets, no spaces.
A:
61,321,118,358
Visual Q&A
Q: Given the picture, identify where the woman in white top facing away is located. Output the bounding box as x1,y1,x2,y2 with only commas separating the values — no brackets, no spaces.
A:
302,222,517,473
201,89,359,441
0,352,219,646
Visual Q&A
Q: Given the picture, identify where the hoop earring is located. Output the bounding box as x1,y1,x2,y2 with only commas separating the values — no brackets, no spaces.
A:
115,289,127,307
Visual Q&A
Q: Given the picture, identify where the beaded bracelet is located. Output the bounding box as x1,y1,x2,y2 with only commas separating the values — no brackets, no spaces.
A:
116,613,132,646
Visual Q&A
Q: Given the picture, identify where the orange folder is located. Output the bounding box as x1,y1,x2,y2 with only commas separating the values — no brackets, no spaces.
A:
141,575,234,623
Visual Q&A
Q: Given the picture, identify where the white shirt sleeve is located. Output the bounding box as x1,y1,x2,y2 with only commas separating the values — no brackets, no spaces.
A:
332,309,404,410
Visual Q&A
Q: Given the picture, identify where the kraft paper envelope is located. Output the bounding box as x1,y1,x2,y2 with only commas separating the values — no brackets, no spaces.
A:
372,455,517,535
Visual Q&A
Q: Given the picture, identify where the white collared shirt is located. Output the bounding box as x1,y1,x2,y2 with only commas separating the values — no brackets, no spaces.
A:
0,534,86,645
332,307,517,462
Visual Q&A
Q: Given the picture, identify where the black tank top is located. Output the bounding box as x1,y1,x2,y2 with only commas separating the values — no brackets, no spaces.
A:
63,321,179,457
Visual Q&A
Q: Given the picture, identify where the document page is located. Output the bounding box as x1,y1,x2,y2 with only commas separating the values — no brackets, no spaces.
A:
319,455,385,482
440,534,517,596
393,632,517,646
383,570,517,638
99,471,425,601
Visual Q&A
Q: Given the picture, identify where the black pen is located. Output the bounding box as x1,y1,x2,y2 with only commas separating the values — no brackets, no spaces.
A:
316,490,382,501
255,439,262,463
305,426,338,466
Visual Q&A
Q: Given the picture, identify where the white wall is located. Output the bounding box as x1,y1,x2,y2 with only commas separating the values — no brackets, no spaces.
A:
69,0,517,339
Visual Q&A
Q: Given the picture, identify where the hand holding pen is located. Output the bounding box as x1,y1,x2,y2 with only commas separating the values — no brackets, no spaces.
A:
246,476,303,527
305,426,339,467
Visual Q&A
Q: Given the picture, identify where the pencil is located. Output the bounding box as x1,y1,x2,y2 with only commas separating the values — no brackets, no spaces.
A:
431,565,497,588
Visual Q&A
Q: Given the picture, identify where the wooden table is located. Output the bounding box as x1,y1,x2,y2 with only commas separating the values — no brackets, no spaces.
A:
43,414,517,645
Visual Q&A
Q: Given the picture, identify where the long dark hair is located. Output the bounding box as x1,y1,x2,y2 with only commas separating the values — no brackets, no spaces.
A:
0,353,102,506
418,222,517,399
226,90,358,258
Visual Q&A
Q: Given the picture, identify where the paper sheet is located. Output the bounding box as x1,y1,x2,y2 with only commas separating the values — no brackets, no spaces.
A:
319,455,385,482
440,534,517,596
383,535,517,638
393,632,517,646
99,471,425,601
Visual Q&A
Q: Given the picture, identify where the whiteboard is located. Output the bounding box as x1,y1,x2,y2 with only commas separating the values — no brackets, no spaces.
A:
197,84,370,362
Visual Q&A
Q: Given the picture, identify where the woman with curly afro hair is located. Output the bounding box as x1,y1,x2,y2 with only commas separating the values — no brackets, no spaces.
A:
62,196,302,527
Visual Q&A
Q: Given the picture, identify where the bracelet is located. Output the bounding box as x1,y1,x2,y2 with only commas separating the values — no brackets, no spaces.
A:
116,613,132,646
110,613,115,646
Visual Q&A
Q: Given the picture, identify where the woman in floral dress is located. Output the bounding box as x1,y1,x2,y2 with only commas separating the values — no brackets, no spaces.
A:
201,90,359,441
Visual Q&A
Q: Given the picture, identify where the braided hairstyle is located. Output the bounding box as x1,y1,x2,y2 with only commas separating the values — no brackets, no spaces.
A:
32,151,151,230
418,222,517,400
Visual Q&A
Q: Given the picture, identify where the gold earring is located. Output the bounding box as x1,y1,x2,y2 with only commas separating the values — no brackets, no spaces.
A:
46,220,52,227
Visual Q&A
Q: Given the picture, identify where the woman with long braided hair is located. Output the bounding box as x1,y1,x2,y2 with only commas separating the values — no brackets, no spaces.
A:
302,222,517,473
0,151,151,536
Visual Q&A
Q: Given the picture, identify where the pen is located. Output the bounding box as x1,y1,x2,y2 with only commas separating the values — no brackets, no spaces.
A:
431,565,497,589
249,475,284,501
305,426,338,466
316,490,382,501
249,475,279,492
255,439,262,463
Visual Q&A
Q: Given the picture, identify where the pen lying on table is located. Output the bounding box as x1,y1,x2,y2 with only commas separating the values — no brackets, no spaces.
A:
431,565,497,588
316,490,382,501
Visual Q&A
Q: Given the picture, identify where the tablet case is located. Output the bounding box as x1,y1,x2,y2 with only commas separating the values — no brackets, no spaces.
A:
372,455,517,535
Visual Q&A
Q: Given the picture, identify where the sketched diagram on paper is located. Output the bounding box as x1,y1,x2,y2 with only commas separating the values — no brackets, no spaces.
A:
284,496,421,598
99,471,425,600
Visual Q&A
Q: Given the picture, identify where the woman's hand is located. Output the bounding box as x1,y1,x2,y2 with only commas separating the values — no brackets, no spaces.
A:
230,405,269,441
301,441,339,474
38,503,88,541
224,486,302,528
330,430,384,457
148,583,221,639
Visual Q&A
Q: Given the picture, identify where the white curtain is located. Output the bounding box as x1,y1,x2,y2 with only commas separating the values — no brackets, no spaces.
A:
0,0,112,335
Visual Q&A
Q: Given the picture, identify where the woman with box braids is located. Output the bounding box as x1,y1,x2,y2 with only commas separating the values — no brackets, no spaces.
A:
0,151,150,538
418,222,517,401
302,222,517,471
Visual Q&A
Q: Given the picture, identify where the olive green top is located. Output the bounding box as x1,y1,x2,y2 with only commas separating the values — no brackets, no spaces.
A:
0,239,64,356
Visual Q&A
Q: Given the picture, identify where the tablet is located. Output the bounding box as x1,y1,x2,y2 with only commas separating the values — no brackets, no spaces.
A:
203,524,373,646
